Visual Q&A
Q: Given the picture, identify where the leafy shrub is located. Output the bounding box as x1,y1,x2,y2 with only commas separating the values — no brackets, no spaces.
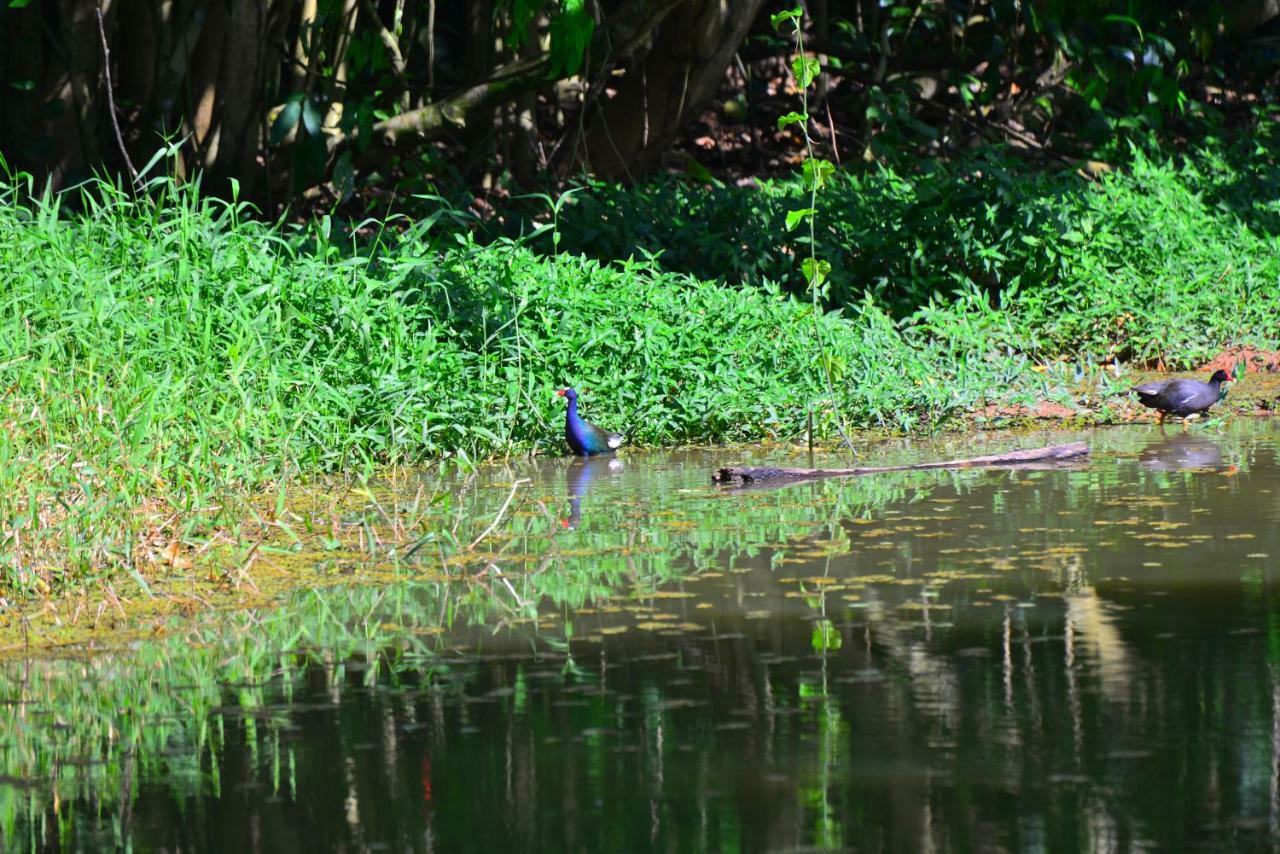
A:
548,142,1280,366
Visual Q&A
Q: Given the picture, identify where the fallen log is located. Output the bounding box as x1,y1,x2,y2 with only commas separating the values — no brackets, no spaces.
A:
713,441,1089,485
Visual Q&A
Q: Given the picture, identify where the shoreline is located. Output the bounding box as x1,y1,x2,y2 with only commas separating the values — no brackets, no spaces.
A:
1,405,1273,657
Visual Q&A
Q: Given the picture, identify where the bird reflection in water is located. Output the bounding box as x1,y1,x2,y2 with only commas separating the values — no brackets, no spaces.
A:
562,456,623,529
1138,433,1225,471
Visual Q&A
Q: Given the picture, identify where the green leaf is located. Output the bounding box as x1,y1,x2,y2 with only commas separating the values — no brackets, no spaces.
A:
269,98,303,146
549,0,595,78
792,55,821,89
785,208,815,231
8,0,32,7
801,158,835,191
802,257,831,287
301,99,323,137
776,111,808,131
509,0,546,48
811,619,842,653
771,8,802,30
683,155,714,184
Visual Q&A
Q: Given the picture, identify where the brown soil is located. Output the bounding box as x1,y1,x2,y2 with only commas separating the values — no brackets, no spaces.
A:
1199,346,1280,374
975,401,1079,420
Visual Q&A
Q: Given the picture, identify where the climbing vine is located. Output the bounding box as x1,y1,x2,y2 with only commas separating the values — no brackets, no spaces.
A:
772,7,853,451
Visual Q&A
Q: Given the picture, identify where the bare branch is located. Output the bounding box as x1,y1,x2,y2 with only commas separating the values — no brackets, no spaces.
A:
94,5,138,182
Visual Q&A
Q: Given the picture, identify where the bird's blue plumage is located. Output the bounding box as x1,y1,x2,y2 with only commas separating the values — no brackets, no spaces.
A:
559,388,623,456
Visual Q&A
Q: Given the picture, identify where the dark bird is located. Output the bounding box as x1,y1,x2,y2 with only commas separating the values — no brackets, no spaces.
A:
557,387,623,456
1131,369,1232,423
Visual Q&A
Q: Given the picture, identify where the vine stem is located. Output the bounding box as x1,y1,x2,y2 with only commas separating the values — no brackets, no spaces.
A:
789,14,856,453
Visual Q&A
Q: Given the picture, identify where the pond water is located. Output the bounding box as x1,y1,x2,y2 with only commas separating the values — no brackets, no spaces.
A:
6,423,1280,851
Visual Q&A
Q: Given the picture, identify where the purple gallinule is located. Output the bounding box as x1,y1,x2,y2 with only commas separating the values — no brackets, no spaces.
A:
557,388,623,456
1131,369,1232,423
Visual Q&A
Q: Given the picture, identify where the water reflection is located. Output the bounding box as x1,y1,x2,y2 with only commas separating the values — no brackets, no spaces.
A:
1139,433,1225,471
561,456,623,530
5,423,1280,851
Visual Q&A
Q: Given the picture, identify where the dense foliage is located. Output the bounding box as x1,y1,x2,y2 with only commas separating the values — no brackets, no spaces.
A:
1,0,1275,209
551,139,1280,365
0,135,1277,589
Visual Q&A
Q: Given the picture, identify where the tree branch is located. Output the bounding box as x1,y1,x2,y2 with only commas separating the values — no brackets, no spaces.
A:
358,0,407,81
327,0,684,154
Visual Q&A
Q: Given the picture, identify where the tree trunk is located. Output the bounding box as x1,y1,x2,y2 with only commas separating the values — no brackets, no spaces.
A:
322,0,360,132
462,0,496,178
187,0,228,173
208,0,267,196
511,13,539,187
0,6,47,177
583,0,768,179
44,0,105,188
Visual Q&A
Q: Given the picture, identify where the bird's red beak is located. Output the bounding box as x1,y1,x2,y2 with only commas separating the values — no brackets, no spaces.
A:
556,389,567,397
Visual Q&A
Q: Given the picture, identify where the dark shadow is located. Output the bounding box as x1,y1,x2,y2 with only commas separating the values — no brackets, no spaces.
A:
537,152,1078,318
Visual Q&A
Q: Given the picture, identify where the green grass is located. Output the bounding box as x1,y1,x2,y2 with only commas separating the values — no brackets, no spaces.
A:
0,135,1277,592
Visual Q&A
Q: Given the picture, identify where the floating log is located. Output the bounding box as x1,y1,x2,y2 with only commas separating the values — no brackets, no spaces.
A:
713,441,1089,485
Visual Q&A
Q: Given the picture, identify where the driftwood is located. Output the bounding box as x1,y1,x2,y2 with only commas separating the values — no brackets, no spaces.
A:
713,441,1089,485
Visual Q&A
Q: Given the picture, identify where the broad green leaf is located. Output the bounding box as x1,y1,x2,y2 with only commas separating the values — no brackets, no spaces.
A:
801,158,835,191
785,207,815,231
777,111,808,131
802,257,831,287
811,619,842,653
549,0,595,78
683,155,714,184
301,98,323,137
770,7,801,30
793,55,821,89
270,98,303,146
333,151,356,203
509,0,546,48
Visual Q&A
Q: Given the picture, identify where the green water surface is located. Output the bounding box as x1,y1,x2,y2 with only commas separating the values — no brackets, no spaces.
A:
5,424,1280,852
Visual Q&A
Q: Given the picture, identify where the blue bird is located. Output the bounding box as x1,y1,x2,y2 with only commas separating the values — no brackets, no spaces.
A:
557,388,623,456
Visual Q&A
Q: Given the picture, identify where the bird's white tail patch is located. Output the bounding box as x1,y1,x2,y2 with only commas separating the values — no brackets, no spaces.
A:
607,434,624,449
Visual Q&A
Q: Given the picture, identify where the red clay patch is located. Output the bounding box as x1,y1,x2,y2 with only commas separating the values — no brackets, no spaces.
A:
1200,346,1280,374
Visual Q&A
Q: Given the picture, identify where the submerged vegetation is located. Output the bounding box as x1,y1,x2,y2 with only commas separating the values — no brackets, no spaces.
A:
1,129,1279,592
